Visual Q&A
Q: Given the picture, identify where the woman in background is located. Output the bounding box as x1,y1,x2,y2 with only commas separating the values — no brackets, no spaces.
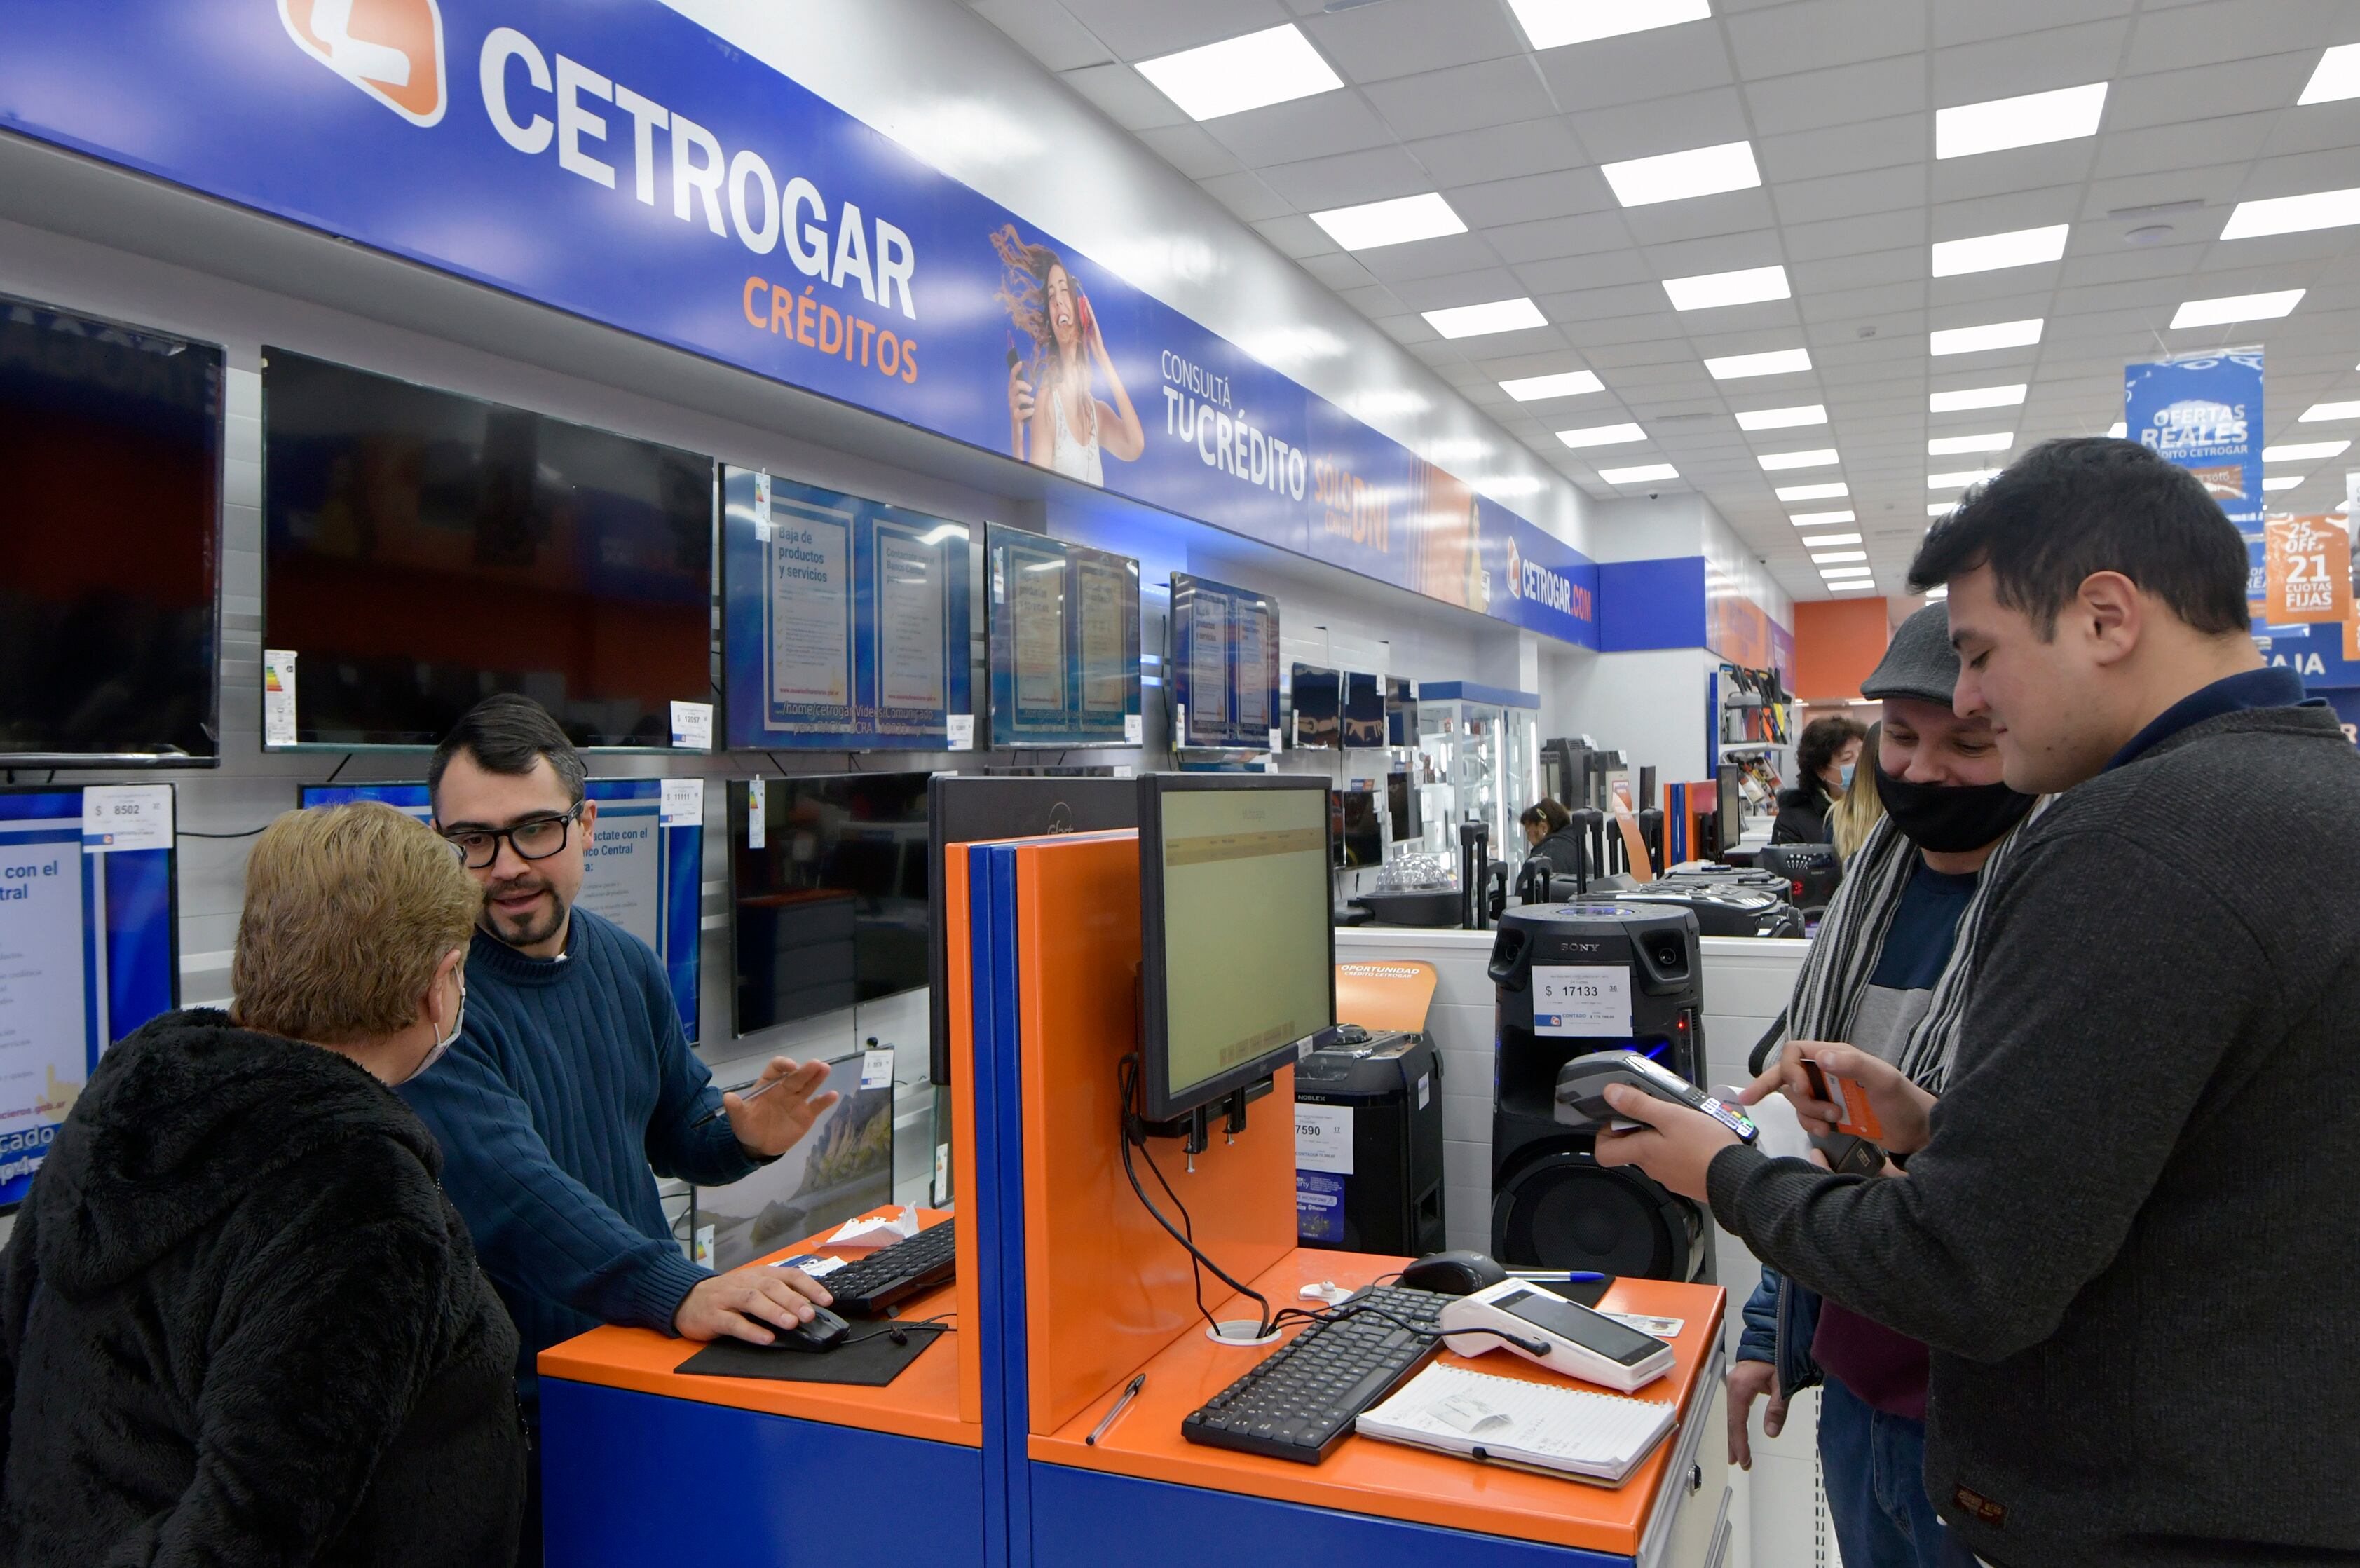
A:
995,224,1144,485
1773,714,1866,843
0,802,524,1567
1521,798,1585,875
1829,722,1888,860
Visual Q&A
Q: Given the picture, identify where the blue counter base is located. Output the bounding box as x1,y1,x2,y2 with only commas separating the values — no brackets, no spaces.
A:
540,1379,984,1567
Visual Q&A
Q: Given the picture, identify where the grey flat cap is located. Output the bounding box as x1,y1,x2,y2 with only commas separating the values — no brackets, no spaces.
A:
1860,602,1958,704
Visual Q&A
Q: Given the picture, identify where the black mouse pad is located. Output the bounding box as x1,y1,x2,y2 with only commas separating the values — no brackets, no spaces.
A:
674,1324,949,1386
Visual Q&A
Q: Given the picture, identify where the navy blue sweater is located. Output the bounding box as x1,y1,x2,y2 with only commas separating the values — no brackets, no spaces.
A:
400,908,758,1406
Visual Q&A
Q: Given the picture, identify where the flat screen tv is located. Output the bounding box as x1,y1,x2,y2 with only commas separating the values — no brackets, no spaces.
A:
1386,676,1419,748
1342,671,1386,749
1168,571,1281,751
262,350,714,749
0,299,221,766
983,524,1141,749
1290,664,1339,750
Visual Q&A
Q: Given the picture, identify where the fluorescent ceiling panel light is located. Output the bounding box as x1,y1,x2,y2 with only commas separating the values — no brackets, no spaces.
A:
1758,449,1839,470
1423,297,1548,338
1777,481,1848,501
1923,585,1949,601
1929,383,2026,412
2299,43,2360,106
1821,566,1874,579
1506,0,1712,51
1813,551,1868,564
1663,264,1791,311
1928,468,2003,489
1598,463,1679,484
1789,509,1855,526
2170,289,2303,329
2300,400,2360,422
1931,224,2070,277
1935,83,2108,159
2107,421,2127,438
1706,347,1811,380
1802,532,1863,547
1830,580,1880,593
1602,140,1761,207
1135,25,1343,121
1309,191,1467,251
1737,404,1826,430
2262,475,2304,492
1558,422,1647,448
1928,432,2013,455
1500,369,1603,401
1930,318,2043,356
1927,501,1956,516
2220,187,2360,241
2262,439,2350,462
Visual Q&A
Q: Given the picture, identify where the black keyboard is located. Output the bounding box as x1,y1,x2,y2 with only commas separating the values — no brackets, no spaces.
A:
1180,1284,1454,1464
808,1219,957,1318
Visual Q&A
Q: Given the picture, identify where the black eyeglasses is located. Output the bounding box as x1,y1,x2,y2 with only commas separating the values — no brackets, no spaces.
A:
444,805,582,870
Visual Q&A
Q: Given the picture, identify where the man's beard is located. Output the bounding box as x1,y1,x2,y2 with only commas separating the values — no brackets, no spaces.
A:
481,873,568,950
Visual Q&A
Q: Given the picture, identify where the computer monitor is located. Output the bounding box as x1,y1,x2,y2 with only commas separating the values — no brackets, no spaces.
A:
1387,769,1420,841
1342,671,1385,748
1137,774,1335,1124
1337,789,1383,868
1290,664,1339,749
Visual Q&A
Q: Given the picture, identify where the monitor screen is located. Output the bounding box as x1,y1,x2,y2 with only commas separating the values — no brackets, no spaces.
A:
1138,776,1334,1122
985,524,1141,749
0,784,180,1208
1338,789,1383,868
262,350,714,749
1388,770,1421,841
1386,676,1418,748
695,1050,895,1270
1168,572,1281,751
1342,671,1386,748
300,777,707,1042
1290,664,1339,750
732,772,931,1036
0,299,221,766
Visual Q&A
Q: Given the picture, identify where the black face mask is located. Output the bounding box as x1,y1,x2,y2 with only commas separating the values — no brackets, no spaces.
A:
1872,760,2035,853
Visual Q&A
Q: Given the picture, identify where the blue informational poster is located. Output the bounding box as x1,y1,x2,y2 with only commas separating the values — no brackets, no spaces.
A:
1168,572,1281,753
720,468,972,751
301,777,705,1042
0,785,179,1208
985,524,1141,749
2125,348,2265,599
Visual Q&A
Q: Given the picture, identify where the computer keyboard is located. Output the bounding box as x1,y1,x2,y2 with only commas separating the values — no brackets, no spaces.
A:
1180,1283,1455,1464
807,1218,957,1318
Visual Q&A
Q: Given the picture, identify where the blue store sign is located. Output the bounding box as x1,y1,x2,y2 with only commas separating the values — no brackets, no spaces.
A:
0,0,1598,646
2124,348,2265,599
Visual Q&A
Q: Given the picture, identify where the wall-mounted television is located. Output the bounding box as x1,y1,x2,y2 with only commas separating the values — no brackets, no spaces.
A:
1386,676,1419,748
983,524,1140,749
1290,664,1339,750
262,350,714,749
0,299,221,767
1342,671,1386,749
1168,571,1280,751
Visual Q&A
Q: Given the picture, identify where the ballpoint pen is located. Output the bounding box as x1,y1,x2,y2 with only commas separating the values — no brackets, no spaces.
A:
1085,1373,1146,1446
689,1074,785,1129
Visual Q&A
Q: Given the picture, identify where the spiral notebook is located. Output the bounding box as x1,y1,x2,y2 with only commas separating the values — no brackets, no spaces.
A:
1353,1363,1677,1486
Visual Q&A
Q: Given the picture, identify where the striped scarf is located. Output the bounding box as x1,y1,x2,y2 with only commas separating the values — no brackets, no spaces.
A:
1777,798,2047,1093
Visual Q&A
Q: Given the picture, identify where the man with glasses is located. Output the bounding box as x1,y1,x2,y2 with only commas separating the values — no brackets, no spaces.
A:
404,694,838,1564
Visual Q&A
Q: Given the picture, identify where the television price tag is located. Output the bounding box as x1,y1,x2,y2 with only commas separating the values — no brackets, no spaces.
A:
946,714,974,751
860,1047,894,1091
670,701,714,751
1269,728,1283,753
752,470,772,541
659,778,704,826
81,785,173,853
1124,713,1143,744
1295,1102,1354,1175
261,649,299,747
1532,964,1634,1035
747,777,765,850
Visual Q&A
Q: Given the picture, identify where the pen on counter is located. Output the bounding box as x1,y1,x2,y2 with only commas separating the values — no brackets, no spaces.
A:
1506,1269,1607,1283
1086,1373,1146,1446
689,1074,783,1129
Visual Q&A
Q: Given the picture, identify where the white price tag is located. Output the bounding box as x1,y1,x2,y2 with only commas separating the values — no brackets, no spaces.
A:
1269,728,1283,753
659,777,704,826
946,714,974,751
693,1224,714,1267
1113,764,1134,778
747,777,766,850
753,470,772,542
261,649,298,747
669,700,714,751
1123,713,1143,745
1295,1102,1355,1175
860,1047,894,1091
934,1143,950,1204
1532,964,1635,1035
1174,703,1186,742
1416,1072,1431,1110
82,786,173,853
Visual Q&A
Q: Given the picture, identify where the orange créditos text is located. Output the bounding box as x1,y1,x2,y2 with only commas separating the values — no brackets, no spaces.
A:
742,276,920,384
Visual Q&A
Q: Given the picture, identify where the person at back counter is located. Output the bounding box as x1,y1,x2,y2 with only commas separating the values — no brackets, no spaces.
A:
404,695,842,1565
1773,715,1865,843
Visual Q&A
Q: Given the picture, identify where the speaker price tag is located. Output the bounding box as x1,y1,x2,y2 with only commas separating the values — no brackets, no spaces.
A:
1295,1102,1354,1175
1532,964,1633,1035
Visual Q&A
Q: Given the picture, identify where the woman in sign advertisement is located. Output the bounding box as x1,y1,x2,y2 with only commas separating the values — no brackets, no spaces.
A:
993,224,1144,486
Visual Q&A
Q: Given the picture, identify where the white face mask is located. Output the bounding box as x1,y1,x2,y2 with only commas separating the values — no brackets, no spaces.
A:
404,976,465,1085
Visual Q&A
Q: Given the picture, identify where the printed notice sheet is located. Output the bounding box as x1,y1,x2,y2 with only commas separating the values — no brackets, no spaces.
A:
768,500,853,718
875,526,946,712
1013,553,1067,710
1190,593,1228,740
1079,558,1126,713
0,824,88,1148
1236,605,1270,732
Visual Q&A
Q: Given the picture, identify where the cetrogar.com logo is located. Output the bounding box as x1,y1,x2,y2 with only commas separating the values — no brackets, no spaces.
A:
280,0,447,125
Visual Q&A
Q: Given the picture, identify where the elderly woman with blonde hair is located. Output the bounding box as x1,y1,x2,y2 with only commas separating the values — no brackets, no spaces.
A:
0,801,524,1567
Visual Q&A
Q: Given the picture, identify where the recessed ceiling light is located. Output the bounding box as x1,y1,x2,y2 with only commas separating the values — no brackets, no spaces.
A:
2262,475,2304,492
1821,566,1874,579
1802,532,1863,547
1135,25,1343,121
1928,432,2013,455
1599,463,1679,484
1813,550,1868,564
1777,481,1848,501
1422,297,1548,338
1923,585,1949,601
1929,468,2003,489
2262,439,2350,462
1759,448,1839,470
1737,404,1827,430
1558,422,1647,448
1935,82,2108,159
1601,141,1762,208
1931,224,2071,277
2107,421,2127,438
1500,369,1604,401
1505,0,1712,51
2298,41,2360,106
1927,501,1956,516
2220,187,2360,240
2300,400,2360,422
1309,191,1468,251
1930,318,2043,356
1663,264,1791,311
2171,289,2303,329
1929,383,2027,412
1829,580,1880,593
1790,509,1855,526
1705,347,1811,380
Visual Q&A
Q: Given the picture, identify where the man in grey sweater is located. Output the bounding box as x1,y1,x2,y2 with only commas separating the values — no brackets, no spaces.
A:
1599,438,2360,1567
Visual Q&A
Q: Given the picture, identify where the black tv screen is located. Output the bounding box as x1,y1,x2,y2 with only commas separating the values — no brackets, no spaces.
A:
1386,676,1418,747
731,771,932,1036
1338,788,1383,868
0,299,221,766
1291,664,1339,749
262,350,714,749
1342,671,1386,749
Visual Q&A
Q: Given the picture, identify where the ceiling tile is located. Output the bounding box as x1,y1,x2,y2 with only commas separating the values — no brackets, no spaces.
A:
1781,209,1932,262
1930,142,2101,205
1757,114,1931,183
1202,90,1400,166
1134,123,1247,180
1620,189,1782,247
1483,207,1636,263
967,0,1114,73
1297,0,1528,84
1405,117,1587,187
1564,88,1754,166
1771,163,1931,227
1930,0,2136,48
1198,169,1295,224
1745,56,1930,137
1532,23,1733,111
1297,250,1377,291
1354,231,1513,285
1054,0,1292,60
1250,212,1339,259
1362,57,1555,142
1256,144,1433,208
1728,0,1928,79
1058,62,1188,131
2110,57,2316,130
2121,0,2354,74
1445,168,1622,230
1930,20,2131,104
1510,249,1656,294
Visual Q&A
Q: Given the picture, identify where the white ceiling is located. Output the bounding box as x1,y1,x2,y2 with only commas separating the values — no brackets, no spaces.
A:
967,0,2360,605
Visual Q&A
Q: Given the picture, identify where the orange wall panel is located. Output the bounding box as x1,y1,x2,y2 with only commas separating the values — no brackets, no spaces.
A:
1794,596,1893,700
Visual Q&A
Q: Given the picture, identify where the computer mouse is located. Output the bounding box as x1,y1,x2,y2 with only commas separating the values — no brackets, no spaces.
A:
1553,1049,1758,1142
766,1306,850,1352
1399,1249,1508,1297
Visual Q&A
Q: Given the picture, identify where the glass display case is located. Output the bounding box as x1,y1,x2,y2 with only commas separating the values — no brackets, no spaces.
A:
1414,683,1541,863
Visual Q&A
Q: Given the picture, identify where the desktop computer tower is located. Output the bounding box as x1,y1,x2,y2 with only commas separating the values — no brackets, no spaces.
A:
1295,1030,1445,1256
1485,904,1717,1283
